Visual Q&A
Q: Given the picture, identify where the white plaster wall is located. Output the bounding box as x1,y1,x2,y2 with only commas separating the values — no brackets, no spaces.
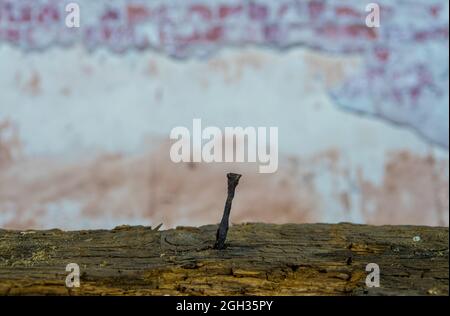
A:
0,45,448,229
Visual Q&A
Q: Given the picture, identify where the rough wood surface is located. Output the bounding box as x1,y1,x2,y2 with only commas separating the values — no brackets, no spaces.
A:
0,223,448,296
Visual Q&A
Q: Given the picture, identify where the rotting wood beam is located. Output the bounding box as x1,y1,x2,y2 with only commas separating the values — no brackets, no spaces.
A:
0,223,448,295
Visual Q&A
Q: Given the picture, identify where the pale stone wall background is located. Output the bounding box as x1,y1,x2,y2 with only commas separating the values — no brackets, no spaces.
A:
0,0,448,229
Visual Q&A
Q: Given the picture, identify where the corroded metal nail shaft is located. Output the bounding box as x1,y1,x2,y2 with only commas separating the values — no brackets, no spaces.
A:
214,173,242,250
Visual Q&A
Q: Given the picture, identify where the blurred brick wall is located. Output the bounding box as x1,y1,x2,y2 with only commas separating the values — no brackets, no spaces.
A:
1,0,448,147
0,1,448,229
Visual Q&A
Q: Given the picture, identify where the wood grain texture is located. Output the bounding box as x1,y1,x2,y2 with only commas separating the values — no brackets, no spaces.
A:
0,223,448,296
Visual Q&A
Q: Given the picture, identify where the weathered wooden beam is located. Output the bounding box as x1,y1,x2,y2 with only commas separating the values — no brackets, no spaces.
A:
0,223,447,295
